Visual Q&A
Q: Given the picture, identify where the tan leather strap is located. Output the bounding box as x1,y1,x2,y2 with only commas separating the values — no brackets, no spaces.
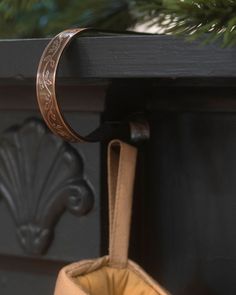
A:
108,139,137,268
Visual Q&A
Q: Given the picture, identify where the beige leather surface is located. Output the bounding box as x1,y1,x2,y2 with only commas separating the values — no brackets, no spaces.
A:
108,139,137,267
77,266,159,295
54,140,170,295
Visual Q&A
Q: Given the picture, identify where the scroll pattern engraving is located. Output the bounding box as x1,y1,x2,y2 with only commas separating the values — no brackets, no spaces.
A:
0,118,94,255
37,28,87,142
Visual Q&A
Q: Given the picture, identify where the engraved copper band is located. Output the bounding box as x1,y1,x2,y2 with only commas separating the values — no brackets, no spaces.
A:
36,28,90,143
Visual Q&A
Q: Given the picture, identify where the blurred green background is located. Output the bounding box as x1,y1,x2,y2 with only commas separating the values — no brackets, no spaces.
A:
0,0,139,38
1,0,235,46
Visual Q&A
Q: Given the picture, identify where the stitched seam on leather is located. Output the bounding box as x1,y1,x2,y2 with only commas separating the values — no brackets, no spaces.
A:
110,143,126,266
66,257,109,277
108,144,116,253
108,144,112,244
66,262,93,276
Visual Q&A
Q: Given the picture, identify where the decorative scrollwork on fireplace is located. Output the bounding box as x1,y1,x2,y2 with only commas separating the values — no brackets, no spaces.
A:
0,118,94,255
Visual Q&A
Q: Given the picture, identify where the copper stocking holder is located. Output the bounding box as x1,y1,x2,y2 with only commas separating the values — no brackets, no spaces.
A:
36,28,149,143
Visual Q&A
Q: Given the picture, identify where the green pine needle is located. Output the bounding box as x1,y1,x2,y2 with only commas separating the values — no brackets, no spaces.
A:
1,0,236,46
134,0,236,46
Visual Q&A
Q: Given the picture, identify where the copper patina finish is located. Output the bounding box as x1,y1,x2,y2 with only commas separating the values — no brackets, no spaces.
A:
36,28,89,143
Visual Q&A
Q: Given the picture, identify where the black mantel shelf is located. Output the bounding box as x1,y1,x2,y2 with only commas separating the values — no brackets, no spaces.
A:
0,33,236,295
0,34,236,82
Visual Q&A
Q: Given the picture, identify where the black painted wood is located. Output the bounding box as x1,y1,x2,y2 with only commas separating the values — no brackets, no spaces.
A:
104,80,236,295
0,111,101,262
0,84,106,111
0,36,236,295
1,35,236,81
143,112,236,295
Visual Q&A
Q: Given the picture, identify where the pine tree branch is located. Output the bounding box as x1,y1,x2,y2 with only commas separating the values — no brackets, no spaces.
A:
1,0,236,46
134,0,236,46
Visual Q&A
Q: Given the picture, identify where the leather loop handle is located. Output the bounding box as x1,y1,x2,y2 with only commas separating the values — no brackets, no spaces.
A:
108,140,137,268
